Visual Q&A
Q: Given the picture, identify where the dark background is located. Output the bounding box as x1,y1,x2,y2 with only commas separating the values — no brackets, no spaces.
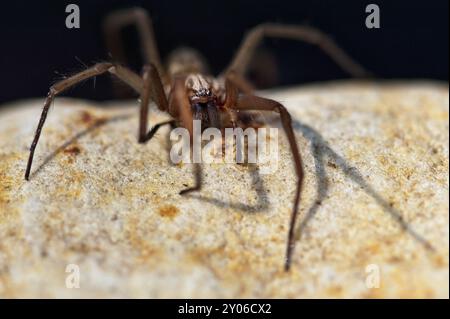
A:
0,0,448,105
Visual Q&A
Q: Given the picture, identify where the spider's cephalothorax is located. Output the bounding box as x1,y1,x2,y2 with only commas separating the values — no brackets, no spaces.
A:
25,7,370,271
183,73,225,129
166,48,227,129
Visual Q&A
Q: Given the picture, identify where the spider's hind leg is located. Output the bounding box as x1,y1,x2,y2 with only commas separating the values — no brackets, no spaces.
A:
102,7,166,82
224,23,371,80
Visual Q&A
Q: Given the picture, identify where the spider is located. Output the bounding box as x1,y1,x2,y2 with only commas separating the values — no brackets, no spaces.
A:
24,7,369,271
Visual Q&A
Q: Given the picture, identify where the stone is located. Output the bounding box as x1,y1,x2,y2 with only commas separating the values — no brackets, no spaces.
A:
0,80,448,298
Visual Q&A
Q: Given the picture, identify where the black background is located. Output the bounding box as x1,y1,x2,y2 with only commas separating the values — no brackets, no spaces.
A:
0,0,448,105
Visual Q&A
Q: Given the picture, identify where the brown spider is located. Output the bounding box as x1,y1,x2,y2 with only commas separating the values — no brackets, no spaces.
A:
24,8,369,271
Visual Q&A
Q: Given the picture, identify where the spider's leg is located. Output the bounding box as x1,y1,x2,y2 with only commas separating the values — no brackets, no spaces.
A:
140,119,176,144
25,63,143,181
225,70,254,95
103,8,167,83
224,23,370,79
170,77,203,195
139,64,172,143
179,163,202,195
231,93,304,271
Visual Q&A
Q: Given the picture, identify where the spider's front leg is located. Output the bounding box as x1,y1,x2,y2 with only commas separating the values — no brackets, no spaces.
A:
25,63,143,180
226,80,304,271
170,77,203,195
138,64,174,143
25,63,169,180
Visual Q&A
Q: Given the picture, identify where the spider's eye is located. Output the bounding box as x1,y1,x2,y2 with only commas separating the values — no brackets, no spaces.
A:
190,92,215,105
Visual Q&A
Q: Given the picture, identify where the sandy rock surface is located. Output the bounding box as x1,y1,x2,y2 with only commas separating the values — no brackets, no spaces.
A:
0,81,448,298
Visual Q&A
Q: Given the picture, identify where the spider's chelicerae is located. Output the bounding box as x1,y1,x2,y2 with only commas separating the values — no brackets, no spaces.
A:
25,8,369,271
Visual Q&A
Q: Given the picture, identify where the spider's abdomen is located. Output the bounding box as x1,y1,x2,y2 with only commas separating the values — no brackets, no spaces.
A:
166,47,209,77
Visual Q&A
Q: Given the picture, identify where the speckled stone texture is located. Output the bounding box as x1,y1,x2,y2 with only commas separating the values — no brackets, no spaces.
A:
0,81,448,298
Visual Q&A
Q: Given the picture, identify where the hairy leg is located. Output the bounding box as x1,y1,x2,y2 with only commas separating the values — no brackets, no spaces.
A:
141,119,176,143
103,7,167,83
171,77,203,195
224,23,370,79
25,63,163,180
229,92,304,271
139,64,170,143
225,71,254,95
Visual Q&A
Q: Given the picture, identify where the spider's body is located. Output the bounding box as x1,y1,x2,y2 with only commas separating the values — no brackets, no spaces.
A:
25,8,368,271
178,73,225,129
165,48,230,130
